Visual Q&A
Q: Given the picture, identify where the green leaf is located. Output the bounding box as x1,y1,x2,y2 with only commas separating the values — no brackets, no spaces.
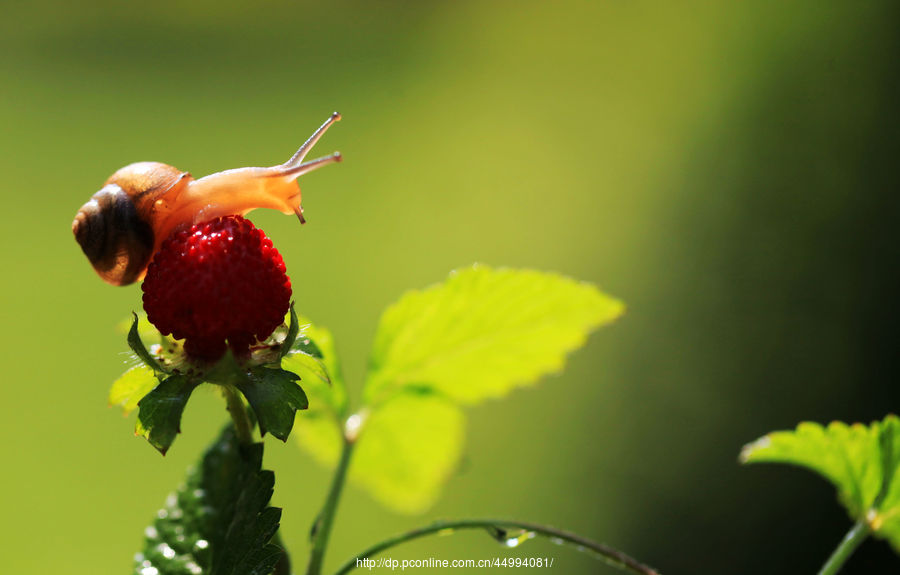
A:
295,269,623,514
109,364,159,415
280,303,301,359
240,368,308,441
363,266,624,405
742,415,900,550
350,393,465,513
117,312,158,342
128,312,164,372
286,319,351,467
292,333,324,359
136,374,199,455
136,426,287,575
283,352,330,386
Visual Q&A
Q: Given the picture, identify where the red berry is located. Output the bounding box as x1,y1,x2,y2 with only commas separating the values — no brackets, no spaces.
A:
142,215,291,361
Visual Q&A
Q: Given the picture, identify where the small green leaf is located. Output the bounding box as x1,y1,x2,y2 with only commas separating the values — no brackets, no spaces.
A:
280,303,301,359
350,393,465,513
109,364,159,415
288,316,331,359
136,374,199,454
285,318,347,415
364,266,624,405
116,312,158,341
240,368,308,441
292,334,324,359
136,426,286,575
742,415,900,550
283,352,330,386
286,319,351,467
128,312,164,372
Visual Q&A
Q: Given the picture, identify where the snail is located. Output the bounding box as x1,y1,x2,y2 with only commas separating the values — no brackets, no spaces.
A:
73,112,342,286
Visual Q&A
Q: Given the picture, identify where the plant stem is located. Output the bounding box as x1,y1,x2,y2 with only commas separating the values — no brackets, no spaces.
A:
817,520,869,575
222,386,254,445
332,519,661,575
306,437,355,575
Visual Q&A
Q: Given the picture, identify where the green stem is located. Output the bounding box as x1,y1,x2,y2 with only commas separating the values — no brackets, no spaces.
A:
306,437,355,575
222,386,254,445
817,520,870,575
331,519,661,575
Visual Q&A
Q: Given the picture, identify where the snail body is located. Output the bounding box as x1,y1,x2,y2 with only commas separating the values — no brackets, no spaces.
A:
73,113,341,285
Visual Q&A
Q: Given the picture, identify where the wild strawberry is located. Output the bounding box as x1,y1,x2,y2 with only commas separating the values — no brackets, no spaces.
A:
142,215,291,361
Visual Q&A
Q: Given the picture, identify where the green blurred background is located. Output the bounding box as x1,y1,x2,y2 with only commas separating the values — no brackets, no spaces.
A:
1,1,898,573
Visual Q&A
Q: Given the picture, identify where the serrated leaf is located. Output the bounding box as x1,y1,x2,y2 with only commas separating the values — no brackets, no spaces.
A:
350,393,465,513
297,269,623,514
109,364,159,415
363,266,624,405
136,374,199,454
239,368,308,441
136,426,286,575
742,415,900,550
128,312,164,372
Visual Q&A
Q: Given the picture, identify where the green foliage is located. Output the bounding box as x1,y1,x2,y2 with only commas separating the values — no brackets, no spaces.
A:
283,317,343,410
113,309,324,453
288,319,348,467
350,393,465,513
109,365,158,415
280,304,302,359
296,266,624,513
127,312,164,373
136,426,286,575
136,374,199,455
742,415,900,550
364,266,624,405
241,368,308,441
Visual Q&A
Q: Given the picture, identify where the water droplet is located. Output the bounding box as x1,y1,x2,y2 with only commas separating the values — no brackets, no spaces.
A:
186,561,202,575
550,537,564,546
165,494,178,508
193,489,206,499
156,543,176,560
144,526,159,540
156,509,169,520
504,531,536,548
194,539,209,551
140,567,159,575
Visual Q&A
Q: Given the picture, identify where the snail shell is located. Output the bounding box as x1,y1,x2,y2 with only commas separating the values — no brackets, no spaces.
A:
73,163,190,285
73,113,341,286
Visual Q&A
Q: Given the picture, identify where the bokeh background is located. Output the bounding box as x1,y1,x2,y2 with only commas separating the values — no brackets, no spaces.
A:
1,1,898,573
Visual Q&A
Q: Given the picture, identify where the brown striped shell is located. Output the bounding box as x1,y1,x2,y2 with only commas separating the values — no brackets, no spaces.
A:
72,162,191,286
